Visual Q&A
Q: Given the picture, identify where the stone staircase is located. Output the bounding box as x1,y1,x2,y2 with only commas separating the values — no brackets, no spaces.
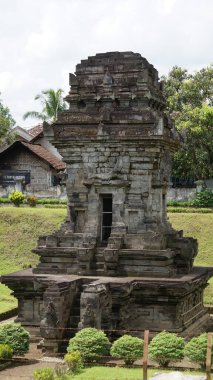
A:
61,289,82,352
90,248,105,275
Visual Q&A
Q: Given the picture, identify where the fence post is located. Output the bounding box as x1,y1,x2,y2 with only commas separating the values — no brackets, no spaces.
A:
143,330,149,380
206,332,212,380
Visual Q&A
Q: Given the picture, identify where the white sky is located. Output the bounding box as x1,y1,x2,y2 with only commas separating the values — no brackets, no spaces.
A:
0,0,212,128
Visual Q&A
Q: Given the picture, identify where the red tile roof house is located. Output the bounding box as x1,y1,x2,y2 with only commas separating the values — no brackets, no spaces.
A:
0,123,66,198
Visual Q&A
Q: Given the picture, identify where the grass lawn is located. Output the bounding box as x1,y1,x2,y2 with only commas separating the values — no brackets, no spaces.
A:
169,213,213,305
63,366,205,379
0,208,212,313
0,207,66,313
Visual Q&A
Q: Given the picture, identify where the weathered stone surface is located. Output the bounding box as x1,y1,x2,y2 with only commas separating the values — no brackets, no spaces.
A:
1,52,213,352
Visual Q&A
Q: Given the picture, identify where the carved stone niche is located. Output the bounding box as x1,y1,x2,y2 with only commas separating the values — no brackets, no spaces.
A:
1,52,213,352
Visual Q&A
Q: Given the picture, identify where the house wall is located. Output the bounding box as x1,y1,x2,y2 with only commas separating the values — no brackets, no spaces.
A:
0,146,56,193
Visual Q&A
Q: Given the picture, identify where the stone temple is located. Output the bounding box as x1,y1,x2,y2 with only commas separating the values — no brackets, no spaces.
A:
2,52,213,352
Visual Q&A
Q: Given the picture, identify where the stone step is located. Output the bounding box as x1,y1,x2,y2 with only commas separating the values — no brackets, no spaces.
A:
95,269,105,275
33,247,78,256
97,261,105,268
119,249,175,259
94,254,104,262
96,248,105,254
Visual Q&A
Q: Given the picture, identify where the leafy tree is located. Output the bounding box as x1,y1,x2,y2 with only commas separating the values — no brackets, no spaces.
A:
162,65,213,179
0,94,16,145
23,88,67,123
172,104,213,179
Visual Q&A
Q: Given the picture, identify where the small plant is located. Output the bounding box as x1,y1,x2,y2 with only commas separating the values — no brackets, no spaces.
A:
0,197,11,204
149,331,185,367
67,328,110,362
111,334,144,365
33,367,54,380
192,189,213,208
64,351,83,373
0,344,13,359
9,191,25,207
184,333,211,368
54,363,68,378
26,195,38,207
0,323,29,355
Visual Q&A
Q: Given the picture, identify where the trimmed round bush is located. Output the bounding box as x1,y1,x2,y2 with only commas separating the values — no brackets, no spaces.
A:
33,367,54,380
111,334,144,365
9,191,25,206
0,344,13,359
67,328,110,362
184,333,211,368
0,323,29,355
149,331,185,367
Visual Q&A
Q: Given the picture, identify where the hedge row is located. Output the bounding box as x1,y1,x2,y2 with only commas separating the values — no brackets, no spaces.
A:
167,206,213,213
167,189,213,208
0,196,67,205
65,328,211,369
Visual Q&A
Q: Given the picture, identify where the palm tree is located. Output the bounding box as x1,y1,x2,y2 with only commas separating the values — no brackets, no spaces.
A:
23,88,67,122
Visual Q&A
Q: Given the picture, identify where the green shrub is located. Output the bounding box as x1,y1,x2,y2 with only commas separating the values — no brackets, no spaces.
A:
111,334,144,365
167,206,213,213
0,344,13,359
0,197,11,204
184,333,211,368
67,328,110,362
33,367,54,380
64,351,83,373
37,198,67,205
167,200,193,207
9,191,25,206
0,323,29,355
149,331,185,367
192,189,213,208
44,204,67,209
26,195,38,207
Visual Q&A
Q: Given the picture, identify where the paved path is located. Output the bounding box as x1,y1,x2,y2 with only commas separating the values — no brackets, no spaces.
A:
0,361,56,380
149,372,206,380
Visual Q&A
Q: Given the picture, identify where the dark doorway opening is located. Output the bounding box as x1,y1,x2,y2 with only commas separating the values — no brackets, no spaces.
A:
101,194,112,242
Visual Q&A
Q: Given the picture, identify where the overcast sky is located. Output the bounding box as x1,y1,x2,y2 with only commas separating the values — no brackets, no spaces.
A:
0,0,212,129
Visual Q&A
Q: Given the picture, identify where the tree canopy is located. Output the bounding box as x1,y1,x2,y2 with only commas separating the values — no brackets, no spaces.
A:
0,94,16,145
162,65,213,179
23,88,67,123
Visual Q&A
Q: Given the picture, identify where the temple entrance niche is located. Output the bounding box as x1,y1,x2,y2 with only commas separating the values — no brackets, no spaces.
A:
101,194,113,243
